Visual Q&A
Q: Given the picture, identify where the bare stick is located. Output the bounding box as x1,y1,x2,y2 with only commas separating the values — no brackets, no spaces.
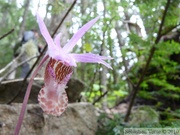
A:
93,90,108,105
0,60,15,74
0,55,38,82
53,0,77,35
0,29,14,40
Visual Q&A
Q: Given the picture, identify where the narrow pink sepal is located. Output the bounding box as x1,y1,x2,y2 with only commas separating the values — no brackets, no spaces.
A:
69,53,112,69
36,13,54,48
54,33,61,47
63,16,100,53
37,13,63,59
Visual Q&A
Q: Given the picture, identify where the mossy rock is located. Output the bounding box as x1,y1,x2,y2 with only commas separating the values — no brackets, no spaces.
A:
129,106,159,126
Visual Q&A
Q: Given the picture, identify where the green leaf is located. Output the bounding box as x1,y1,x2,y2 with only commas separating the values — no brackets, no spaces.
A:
93,84,100,91
84,43,92,52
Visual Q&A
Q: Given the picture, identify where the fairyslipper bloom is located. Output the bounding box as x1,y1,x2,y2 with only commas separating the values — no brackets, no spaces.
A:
14,14,112,135
36,14,112,116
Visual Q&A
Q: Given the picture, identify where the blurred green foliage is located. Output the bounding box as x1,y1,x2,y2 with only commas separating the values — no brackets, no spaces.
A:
97,107,180,135
0,0,37,69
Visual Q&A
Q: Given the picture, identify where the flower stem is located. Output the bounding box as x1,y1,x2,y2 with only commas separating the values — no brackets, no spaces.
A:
14,55,49,135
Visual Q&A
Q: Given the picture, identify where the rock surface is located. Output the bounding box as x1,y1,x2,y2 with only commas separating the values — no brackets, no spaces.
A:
0,102,97,135
0,78,84,103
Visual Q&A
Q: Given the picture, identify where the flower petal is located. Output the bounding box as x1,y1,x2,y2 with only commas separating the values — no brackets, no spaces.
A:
54,33,61,47
37,14,64,59
63,17,100,53
37,13,54,48
38,85,68,116
70,53,112,69
45,58,73,84
38,58,73,116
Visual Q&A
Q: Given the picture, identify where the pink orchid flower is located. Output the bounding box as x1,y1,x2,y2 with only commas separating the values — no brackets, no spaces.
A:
14,14,112,135
36,14,112,116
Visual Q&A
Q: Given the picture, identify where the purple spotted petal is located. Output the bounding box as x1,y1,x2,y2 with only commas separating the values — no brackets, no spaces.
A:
69,53,112,69
63,17,100,53
38,58,73,116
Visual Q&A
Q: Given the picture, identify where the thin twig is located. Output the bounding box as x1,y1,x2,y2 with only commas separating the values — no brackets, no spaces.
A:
0,29,14,40
0,60,15,74
161,23,180,36
53,0,77,35
7,0,77,104
124,0,171,122
93,90,108,105
0,50,24,78
0,55,38,82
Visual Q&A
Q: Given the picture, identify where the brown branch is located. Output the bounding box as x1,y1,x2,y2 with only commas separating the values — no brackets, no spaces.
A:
93,90,108,105
0,29,14,40
161,23,180,36
124,0,171,122
7,0,77,104
53,0,77,35
0,55,38,82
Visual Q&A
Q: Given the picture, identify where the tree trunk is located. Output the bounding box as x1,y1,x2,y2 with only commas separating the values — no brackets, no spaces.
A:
18,0,31,41
115,22,132,90
99,0,108,109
